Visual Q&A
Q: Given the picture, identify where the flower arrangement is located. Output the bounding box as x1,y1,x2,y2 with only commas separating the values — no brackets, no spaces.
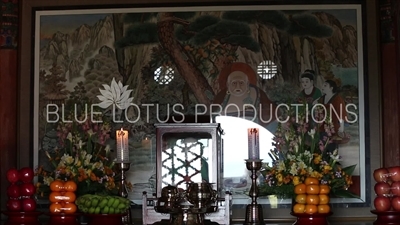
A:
259,103,357,199
35,110,130,197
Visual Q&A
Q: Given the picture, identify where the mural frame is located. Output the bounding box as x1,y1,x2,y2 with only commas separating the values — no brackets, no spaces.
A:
18,0,381,219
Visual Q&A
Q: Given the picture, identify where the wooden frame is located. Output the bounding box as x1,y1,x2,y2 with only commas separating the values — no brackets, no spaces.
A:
18,0,381,220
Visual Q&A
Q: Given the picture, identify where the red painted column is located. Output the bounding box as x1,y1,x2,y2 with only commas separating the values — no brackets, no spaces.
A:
0,49,18,210
380,0,400,167
0,0,19,212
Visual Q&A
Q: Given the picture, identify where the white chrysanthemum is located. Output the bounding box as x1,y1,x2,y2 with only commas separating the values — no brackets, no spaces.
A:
287,154,296,161
303,150,312,158
308,129,316,138
67,133,73,141
80,140,87,150
93,161,104,170
97,78,134,110
58,161,66,168
80,150,87,158
43,176,54,186
330,153,341,162
290,163,298,175
74,156,80,165
84,154,92,166
87,129,94,137
104,145,111,155
61,154,74,165
277,161,286,171
298,161,307,170
307,167,314,174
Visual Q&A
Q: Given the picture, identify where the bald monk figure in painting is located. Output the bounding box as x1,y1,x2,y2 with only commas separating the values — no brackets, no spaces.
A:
213,62,276,127
222,70,259,114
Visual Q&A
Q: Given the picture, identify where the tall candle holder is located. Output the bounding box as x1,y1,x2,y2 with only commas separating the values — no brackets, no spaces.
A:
116,162,132,224
244,159,265,225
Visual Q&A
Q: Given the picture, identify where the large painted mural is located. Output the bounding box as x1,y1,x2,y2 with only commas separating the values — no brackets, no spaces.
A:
34,4,364,203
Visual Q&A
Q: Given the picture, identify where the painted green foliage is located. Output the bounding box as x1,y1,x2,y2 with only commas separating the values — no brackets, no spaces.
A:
114,10,333,106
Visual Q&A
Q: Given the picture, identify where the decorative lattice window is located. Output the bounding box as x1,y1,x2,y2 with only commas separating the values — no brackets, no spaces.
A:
161,134,211,190
257,60,277,80
154,66,174,84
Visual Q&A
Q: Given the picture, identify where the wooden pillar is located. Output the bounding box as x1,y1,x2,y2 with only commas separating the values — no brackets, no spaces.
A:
0,49,18,211
379,0,400,167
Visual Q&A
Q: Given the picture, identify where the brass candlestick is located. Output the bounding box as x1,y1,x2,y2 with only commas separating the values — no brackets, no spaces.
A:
116,162,132,224
244,159,265,225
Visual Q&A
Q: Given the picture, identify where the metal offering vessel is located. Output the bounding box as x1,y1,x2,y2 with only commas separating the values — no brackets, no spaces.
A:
154,182,218,225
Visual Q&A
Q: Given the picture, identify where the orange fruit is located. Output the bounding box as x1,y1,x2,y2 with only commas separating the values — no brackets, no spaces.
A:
62,202,77,214
318,204,331,214
305,177,319,185
306,194,320,205
294,183,306,194
293,203,306,214
306,184,320,194
319,194,330,204
295,194,307,204
63,181,77,192
63,191,76,203
304,204,318,214
50,180,65,192
319,184,331,194
49,202,62,213
49,191,63,203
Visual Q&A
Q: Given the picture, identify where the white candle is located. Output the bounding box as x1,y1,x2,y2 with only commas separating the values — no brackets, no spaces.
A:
248,128,259,160
116,128,129,162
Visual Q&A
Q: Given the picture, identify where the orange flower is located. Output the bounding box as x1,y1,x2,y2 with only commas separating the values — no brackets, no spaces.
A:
283,175,292,184
104,166,113,175
90,172,98,182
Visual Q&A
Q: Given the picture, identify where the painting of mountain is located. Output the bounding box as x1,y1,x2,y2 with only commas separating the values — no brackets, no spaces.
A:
35,5,364,203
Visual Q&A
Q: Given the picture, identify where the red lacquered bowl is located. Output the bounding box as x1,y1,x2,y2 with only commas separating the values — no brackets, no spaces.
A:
370,210,400,225
1,211,42,225
84,213,127,225
291,212,333,225
46,212,81,225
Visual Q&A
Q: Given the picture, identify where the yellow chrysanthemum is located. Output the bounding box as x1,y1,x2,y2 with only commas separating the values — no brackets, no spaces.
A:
313,154,322,165
276,173,283,184
293,176,300,186
323,165,332,174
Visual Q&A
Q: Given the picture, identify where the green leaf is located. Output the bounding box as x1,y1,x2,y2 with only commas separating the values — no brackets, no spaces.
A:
258,184,295,199
332,189,360,198
342,164,357,175
87,140,93,154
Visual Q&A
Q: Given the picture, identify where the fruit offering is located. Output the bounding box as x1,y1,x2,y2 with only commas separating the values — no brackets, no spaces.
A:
5,167,37,212
292,177,331,214
49,180,78,214
75,194,131,214
373,166,400,212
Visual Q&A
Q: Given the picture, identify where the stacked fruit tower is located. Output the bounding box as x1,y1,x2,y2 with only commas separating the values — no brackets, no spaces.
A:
292,177,331,215
48,180,78,214
2,167,41,225
46,180,80,225
373,166,400,212
5,167,37,212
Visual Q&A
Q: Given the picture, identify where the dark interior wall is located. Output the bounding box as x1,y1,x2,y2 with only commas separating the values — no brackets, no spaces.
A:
0,0,393,218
